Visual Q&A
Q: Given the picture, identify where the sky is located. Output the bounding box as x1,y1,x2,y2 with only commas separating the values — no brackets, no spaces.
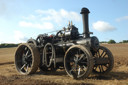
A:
0,0,128,43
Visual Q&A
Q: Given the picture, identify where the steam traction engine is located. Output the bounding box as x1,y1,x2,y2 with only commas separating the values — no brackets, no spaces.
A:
15,8,114,79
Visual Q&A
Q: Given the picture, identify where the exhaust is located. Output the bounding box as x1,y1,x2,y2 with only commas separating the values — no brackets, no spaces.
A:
80,7,91,38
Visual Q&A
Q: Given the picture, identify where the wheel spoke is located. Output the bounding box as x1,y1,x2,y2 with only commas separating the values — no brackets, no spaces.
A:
26,50,29,56
70,64,76,74
97,50,100,57
83,65,87,71
95,52,98,57
26,64,29,72
27,54,32,58
29,62,32,67
78,54,84,61
78,66,81,76
94,66,98,70
25,47,27,51
98,65,102,72
104,64,109,68
100,51,104,57
101,65,104,72
21,63,27,70
102,53,107,58
100,65,104,72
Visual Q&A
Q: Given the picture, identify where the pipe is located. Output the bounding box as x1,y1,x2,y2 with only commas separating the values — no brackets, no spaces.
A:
80,7,90,38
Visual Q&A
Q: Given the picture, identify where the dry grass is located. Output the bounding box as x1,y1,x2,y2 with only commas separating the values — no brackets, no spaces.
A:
101,44,128,67
0,44,128,85
0,47,16,64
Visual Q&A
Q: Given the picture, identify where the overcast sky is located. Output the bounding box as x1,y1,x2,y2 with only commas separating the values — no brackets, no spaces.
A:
0,0,128,43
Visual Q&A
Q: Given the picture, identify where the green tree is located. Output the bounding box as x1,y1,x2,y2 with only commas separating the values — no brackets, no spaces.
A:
108,39,116,44
100,41,107,43
0,43,19,48
122,40,128,43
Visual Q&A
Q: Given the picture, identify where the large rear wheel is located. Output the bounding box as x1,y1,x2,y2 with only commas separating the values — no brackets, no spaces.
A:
15,43,40,75
64,45,94,79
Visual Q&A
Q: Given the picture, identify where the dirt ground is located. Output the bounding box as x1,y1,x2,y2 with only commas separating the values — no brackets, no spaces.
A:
0,44,128,85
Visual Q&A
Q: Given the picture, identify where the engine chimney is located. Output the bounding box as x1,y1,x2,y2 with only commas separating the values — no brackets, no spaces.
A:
80,7,90,38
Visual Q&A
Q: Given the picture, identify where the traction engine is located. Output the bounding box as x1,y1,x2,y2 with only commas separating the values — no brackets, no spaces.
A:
15,8,114,79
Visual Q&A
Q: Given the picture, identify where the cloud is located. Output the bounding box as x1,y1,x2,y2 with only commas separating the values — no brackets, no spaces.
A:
14,31,28,43
19,9,81,30
92,21,116,32
19,21,54,30
22,15,36,20
116,16,128,22
35,9,81,24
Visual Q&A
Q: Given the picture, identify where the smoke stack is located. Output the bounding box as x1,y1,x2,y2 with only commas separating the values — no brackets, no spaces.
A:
80,7,90,38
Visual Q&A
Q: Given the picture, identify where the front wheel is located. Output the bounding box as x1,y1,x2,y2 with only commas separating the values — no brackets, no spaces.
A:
64,45,94,79
93,46,114,74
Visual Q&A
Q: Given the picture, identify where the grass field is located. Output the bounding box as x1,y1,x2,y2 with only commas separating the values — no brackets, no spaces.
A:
0,44,128,85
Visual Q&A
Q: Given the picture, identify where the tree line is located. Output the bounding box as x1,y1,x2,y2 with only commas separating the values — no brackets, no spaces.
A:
100,40,128,44
0,43,19,48
0,39,128,48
